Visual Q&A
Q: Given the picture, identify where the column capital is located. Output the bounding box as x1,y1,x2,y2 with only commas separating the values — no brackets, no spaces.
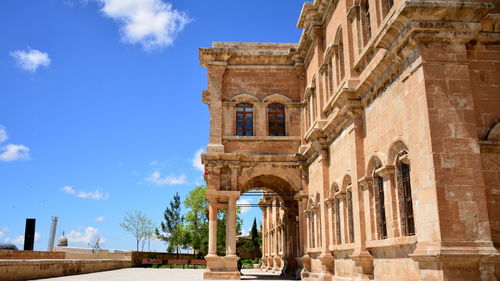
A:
375,165,395,177
358,176,373,190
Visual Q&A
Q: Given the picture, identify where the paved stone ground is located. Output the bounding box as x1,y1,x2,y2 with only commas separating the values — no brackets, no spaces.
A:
33,268,295,281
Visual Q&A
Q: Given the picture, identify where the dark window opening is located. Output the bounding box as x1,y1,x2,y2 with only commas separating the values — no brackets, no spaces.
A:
335,199,342,244
268,103,286,136
399,162,415,236
347,190,355,243
236,103,253,136
361,0,372,46
375,175,387,239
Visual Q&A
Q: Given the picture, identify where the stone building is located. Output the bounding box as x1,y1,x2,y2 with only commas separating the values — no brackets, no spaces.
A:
198,0,500,280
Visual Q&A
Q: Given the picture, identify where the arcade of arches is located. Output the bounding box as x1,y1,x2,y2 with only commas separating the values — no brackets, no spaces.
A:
199,0,500,280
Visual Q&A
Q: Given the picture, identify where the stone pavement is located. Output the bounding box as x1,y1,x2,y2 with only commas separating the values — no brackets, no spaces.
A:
32,268,295,281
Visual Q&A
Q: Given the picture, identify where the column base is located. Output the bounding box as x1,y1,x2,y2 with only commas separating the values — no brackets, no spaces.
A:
204,255,240,280
203,270,241,280
410,242,500,281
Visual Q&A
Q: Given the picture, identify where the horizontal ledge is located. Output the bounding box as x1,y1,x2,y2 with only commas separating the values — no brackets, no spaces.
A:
365,236,418,248
223,136,301,141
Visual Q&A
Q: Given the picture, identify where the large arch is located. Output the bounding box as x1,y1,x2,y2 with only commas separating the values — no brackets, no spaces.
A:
242,174,300,278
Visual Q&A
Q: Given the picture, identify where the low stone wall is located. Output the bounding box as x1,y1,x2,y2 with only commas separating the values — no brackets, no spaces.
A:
54,247,131,260
131,251,196,266
0,259,132,281
0,250,65,260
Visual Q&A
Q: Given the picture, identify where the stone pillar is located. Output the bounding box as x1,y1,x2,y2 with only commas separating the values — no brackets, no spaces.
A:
348,110,374,280
377,165,399,238
255,103,267,136
207,197,218,257
226,196,237,257
204,191,240,280
206,64,226,153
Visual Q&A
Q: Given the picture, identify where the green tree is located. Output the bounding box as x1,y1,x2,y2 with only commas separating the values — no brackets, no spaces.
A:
156,192,188,257
184,185,209,257
217,209,243,256
119,210,155,252
250,218,259,246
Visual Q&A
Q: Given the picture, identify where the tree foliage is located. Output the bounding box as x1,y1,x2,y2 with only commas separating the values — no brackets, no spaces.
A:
120,210,155,252
183,185,209,257
156,192,189,256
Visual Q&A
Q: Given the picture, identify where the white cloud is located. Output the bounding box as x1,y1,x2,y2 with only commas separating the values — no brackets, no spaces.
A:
0,227,9,239
61,186,109,200
0,125,8,143
95,216,105,222
0,144,30,162
5,232,41,245
61,186,76,194
149,160,165,166
192,148,204,172
0,125,30,162
67,227,106,245
96,0,191,50
77,190,109,200
10,48,51,72
237,198,252,214
145,171,186,186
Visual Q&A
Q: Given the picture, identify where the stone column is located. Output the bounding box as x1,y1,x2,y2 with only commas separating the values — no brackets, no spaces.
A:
255,103,267,136
226,196,237,257
207,197,218,257
326,200,334,249
206,64,227,153
377,165,399,238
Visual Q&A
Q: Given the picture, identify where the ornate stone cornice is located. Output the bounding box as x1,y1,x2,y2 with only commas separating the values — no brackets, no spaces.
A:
199,42,297,67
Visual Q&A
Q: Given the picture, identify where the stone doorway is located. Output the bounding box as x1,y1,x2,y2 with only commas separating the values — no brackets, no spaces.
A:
204,174,301,280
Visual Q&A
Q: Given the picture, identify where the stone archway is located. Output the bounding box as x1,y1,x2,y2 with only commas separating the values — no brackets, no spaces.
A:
242,175,300,278
203,174,301,280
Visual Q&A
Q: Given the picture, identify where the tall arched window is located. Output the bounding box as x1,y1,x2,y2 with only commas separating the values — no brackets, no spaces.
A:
374,175,388,239
236,103,253,136
334,29,345,85
361,0,372,47
347,190,355,243
335,198,342,244
268,103,285,136
397,152,415,236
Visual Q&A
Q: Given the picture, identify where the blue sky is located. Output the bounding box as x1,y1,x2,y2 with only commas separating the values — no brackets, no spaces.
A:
0,0,304,251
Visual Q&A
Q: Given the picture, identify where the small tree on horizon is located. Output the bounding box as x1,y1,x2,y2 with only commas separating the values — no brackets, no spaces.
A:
119,210,155,252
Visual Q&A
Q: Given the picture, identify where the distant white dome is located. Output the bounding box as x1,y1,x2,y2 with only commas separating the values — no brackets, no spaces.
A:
57,235,68,247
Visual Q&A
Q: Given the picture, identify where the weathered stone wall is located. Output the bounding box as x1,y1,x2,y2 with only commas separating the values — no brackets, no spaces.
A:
0,259,132,281
199,0,500,280
0,250,65,260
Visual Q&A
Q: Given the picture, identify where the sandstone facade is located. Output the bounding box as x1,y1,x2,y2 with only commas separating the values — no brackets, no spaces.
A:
199,0,500,280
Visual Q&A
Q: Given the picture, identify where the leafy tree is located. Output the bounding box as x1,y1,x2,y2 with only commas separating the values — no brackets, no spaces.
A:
120,210,155,252
183,185,209,257
156,192,189,257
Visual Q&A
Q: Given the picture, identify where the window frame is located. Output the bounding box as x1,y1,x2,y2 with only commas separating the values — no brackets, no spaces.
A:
235,103,254,136
267,103,286,136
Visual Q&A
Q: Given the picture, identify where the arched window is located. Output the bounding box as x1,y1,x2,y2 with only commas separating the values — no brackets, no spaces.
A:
396,152,415,236
374,174,388,239
335,198,342,244
236,103,253,136
347,190,355,243
268,103,285,136
361,0,372,47
334,29,345,85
